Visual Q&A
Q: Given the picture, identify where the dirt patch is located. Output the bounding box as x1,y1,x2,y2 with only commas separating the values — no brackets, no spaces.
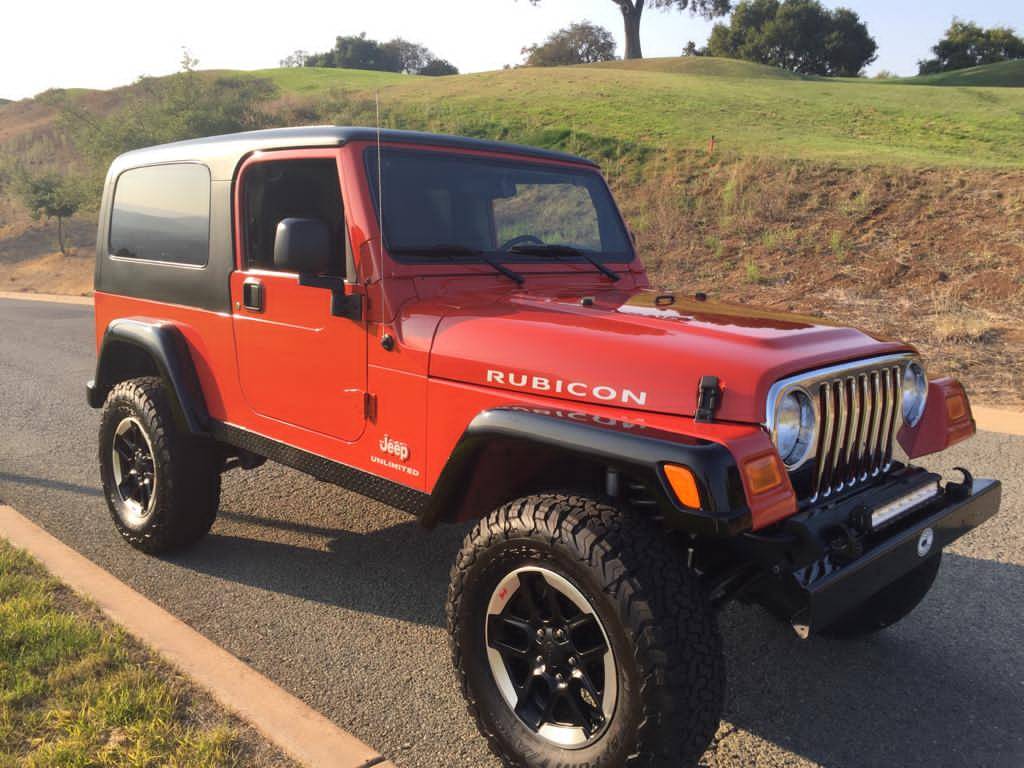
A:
0,251,93,295
615,155,1024,409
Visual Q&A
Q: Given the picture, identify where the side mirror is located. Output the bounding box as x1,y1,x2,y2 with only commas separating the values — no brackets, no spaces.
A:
273,218,331,274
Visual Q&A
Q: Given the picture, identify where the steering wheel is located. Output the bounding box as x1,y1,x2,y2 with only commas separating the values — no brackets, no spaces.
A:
500,234,544,250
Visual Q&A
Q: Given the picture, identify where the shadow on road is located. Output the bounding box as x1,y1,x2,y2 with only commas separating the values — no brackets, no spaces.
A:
177,505,1023,768
173,509,468,628
0,471,102,498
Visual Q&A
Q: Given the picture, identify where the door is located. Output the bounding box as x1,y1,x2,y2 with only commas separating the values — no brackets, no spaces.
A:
231,150,367,442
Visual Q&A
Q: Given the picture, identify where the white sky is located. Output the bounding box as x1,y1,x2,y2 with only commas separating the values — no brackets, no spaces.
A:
2,1,1022,100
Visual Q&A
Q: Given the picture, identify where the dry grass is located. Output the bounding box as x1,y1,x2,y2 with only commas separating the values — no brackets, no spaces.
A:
616,152,1024,408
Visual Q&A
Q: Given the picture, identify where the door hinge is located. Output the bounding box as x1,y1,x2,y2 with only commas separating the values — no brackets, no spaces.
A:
695,376,722,423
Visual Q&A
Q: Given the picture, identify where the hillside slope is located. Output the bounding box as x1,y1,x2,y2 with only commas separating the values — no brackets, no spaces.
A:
247,58,1024,168
902,60,1024,88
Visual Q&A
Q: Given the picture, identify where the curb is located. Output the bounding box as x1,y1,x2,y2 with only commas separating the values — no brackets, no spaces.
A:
0,505,394,768
0,290,92,305
973,406,1024,438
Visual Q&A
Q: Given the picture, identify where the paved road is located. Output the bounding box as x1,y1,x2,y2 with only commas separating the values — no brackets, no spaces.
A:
0,296,1021,768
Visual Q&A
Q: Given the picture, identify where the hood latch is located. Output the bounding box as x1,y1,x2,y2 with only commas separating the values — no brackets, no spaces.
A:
695,376,722,423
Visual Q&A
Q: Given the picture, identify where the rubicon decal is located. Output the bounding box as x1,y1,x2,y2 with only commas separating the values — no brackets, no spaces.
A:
486,369,648,406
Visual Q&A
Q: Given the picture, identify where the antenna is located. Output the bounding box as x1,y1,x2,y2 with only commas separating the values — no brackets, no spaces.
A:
375,91,384,242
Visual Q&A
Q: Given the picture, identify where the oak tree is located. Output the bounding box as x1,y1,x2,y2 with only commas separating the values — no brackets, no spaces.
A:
527,1,731,59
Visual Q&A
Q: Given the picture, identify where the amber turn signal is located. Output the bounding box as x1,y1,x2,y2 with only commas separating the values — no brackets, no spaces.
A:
744,454,785,495
664,464,702,509
946,392,968,422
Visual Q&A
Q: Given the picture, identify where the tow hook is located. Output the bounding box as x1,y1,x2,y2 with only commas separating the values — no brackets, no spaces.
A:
826,523,863,564
946,467,974,500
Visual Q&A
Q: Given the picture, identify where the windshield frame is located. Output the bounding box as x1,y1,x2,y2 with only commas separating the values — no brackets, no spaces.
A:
362,145,637,266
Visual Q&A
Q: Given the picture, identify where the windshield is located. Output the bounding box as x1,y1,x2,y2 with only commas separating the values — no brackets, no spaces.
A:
365,148,633,262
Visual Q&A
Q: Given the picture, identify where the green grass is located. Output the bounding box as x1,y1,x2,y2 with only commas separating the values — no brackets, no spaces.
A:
220,57,1024,168
899,60,1024,88
0,542,251,766
251,66,407,94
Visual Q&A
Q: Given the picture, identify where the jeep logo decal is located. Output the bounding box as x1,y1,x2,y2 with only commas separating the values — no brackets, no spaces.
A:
486,369,648,406
379,434,410,462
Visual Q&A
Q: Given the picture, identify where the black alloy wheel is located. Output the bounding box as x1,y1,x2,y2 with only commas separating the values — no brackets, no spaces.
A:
485,566,617,747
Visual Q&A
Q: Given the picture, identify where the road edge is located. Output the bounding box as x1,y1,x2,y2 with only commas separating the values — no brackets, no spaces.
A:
0,290,92,305
973,406,1024,437
0,504,394,768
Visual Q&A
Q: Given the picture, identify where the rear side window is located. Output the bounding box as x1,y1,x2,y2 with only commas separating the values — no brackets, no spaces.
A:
109,163,211,266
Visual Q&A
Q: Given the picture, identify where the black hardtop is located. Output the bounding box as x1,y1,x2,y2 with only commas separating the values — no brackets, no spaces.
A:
108,126,598,181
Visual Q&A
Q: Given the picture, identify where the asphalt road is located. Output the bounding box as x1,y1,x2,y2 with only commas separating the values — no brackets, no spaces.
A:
1,296,1021,768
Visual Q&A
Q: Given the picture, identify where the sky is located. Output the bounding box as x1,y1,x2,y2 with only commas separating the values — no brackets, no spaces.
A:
2,0,1023,100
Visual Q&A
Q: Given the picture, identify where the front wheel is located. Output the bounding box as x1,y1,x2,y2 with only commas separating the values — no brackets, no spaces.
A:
447,494,724,768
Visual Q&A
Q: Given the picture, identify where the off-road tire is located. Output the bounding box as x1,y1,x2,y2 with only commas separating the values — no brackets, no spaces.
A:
99,377,220,554
447,493,724,768
822,553,942,638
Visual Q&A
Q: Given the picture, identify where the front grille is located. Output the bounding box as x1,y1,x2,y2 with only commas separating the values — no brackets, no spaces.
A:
812,364,903,500
765,354,914,504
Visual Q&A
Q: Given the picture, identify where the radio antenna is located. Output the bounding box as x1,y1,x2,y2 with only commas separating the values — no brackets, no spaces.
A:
375,91,384,242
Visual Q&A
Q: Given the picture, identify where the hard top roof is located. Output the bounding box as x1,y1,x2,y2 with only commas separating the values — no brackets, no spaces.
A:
108,126,598,180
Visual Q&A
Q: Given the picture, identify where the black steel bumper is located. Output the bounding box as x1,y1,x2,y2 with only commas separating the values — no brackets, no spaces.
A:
740,472,1001,634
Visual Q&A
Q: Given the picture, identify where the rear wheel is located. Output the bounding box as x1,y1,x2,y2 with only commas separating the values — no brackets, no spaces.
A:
99,377,220,553
447,493,724,768
822,553,942,638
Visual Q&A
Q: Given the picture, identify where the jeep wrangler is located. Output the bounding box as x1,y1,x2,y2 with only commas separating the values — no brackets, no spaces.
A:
88,127,1001,767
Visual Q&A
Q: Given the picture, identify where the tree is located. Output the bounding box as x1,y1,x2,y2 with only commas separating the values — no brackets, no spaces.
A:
383,38,432,74
302,33,458,75
306,33,400,71
280,50,309,68
918,19,1024,74
706,0,877,76
419,58,460,76
522,21,617,67
13,170,87,256
527,1,731,59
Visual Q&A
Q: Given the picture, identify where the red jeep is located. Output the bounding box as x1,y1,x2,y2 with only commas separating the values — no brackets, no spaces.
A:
88,127,1000,767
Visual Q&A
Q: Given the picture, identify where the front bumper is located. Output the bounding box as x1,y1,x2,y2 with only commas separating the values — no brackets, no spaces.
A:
740,470,1001,634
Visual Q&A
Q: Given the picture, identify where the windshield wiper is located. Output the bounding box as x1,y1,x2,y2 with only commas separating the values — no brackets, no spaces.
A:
506,244,621,282
389,244,524,285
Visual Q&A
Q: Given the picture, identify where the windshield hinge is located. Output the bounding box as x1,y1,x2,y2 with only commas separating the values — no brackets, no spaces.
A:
695,376,722,423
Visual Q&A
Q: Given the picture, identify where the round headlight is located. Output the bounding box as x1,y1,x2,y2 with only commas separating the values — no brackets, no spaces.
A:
902,362,928,427
775,390,815,468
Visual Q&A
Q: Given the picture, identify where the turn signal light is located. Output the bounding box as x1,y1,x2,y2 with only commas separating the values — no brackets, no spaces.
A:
744,454,785,495
664,464,702,509
946,392,968,422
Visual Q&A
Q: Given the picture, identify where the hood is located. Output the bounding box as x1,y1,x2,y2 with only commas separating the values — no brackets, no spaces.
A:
425,287,912,424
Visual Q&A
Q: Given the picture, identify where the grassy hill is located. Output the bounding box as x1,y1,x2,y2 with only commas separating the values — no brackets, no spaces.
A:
900,60,1024,88
1,57,1022,405
239,58,1024,168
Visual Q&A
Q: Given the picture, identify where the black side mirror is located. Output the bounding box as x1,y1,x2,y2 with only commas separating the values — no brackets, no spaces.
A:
273,218,330,274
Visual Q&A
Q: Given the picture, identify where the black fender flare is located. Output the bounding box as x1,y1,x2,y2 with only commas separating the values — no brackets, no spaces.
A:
86,318,210,435
422,408,751,536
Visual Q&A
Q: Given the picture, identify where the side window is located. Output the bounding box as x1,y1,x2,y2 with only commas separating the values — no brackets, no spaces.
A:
109,164,210,266
242,159,345,273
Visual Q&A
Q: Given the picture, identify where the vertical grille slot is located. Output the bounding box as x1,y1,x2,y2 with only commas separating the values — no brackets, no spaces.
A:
809,363,905,501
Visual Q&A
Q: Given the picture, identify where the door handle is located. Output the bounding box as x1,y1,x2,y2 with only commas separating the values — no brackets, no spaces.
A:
242,279,264,312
